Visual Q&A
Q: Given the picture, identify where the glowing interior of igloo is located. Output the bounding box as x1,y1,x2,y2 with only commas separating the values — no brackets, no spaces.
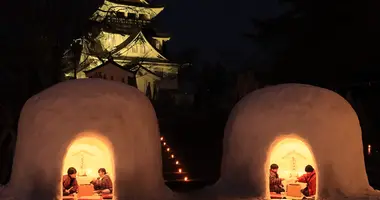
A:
265,136,318,199
60,134,115,198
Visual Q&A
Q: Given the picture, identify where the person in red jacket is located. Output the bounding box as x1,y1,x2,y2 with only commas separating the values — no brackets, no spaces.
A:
90,168,113,194
296,165,316,197
62,167,79,196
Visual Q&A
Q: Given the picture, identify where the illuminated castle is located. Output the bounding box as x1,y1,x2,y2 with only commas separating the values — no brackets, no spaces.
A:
61,1,188,181
64,0,181,98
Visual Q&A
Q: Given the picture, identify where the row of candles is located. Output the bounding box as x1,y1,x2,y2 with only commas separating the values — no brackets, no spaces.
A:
368,144,372,155
160,136,189,182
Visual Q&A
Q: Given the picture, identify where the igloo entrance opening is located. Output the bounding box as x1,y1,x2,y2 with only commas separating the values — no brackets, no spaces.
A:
60,135,115,199
266,137,318,200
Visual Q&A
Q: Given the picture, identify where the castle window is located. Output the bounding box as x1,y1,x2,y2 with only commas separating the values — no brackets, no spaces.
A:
127,13,136,19
116,12,125,18
139,14,149,20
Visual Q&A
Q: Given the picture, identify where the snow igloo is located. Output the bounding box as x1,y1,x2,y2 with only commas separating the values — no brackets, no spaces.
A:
3,79,172,200
213,84,376,199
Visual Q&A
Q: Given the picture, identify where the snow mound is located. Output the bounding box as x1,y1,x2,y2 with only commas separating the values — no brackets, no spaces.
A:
2,79,173,200
209,84,377,199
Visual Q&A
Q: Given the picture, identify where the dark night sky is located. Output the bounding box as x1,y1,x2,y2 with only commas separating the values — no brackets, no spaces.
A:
152,0,286,65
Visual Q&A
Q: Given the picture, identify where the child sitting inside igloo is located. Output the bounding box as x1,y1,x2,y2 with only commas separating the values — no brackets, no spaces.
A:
269,164,285,194
90,168,113,194
62,167,79,196
296,165,316,197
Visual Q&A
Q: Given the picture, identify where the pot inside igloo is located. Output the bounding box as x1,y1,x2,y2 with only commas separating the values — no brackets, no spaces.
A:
266,137,318,199
60,134,115,199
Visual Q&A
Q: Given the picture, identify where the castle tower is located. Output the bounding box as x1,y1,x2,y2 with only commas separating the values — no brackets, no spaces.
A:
64,0,180,98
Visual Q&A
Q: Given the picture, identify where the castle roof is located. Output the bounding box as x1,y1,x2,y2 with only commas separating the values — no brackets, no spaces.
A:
107,0,165,8
83,59,135,74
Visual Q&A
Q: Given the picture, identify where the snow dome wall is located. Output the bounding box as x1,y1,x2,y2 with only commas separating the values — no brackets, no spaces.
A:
214,84,374,199
4,79,172,200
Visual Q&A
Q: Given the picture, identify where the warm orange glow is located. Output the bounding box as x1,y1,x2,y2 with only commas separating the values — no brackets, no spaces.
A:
175,161,179,165
178,168,182,173
166,148,170,152
61,134,115,194
163,142,166,146
184,176,188,181
171,154,175,158
160,137,164,141
265,136,317,199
